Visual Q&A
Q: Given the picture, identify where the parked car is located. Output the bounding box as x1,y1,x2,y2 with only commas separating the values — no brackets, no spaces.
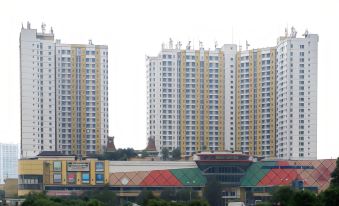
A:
228,202,246,206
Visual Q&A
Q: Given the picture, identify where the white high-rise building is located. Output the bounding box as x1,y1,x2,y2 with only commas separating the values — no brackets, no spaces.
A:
20,22,109,158
55,42,109,156
20,22,56,158
147,28,318,159
276,29,318,160
0,143,18,184
146,41,237,156
236,47,276,158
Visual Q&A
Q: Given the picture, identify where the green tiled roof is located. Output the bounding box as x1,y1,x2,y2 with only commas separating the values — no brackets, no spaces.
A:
170,168,206,186
240,161,277,186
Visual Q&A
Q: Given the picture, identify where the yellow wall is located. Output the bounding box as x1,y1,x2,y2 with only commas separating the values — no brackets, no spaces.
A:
4,179,18,198
236,52,241,151
256,49,262,155
269,48,276,157
248,50,254,156
81,47,87,156
203,51,210,150
18,159,109,195
218,51,225,150
71,47,77,154
95,47,102,154
195,51,201,152
180,52,186,156
18,160,44,175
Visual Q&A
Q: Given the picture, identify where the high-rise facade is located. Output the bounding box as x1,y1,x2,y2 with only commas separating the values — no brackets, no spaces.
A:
147,42,237,156
147,28,318,159
236,48,276,157
276,32,318,160
0,143,18,184
55,42,109,156
20,23,57,158
20,23,108,158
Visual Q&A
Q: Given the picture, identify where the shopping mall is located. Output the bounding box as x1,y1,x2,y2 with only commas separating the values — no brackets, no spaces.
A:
18,151,336,205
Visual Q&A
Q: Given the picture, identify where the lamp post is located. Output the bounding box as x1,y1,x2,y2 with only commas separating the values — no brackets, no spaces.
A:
121,178,129,206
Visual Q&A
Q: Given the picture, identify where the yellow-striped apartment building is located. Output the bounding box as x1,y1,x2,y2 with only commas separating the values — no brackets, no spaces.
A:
236,48,276,157
146,42,237,156
20,23,108,158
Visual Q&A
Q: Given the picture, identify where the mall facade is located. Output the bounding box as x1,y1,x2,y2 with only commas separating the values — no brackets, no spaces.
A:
18,152,336,205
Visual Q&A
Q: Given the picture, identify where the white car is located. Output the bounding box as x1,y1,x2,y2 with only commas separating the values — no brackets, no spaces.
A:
228,202,246,206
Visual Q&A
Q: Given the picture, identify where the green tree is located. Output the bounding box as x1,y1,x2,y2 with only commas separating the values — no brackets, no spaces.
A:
172,148,181,160
203,177,222,206
81,187,116,206
188,200,209,206
256,202,271,206
160,189,176,201
141,150,149,158
86,199,104,206
291,190,319,206
319,187,339,206
22,193,48,206
96,148,137,161
146,199,168,206
330,157,339,187
176,189,198,202
32,198,62,206
136,190,155,206
161,148,170,160
270,186,295,206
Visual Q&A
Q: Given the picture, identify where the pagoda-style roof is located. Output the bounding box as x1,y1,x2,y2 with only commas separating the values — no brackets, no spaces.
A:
107,136,116,152
145,137,156,151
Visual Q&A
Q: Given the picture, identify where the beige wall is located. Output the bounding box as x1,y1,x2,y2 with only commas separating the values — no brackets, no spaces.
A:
4,178,18,198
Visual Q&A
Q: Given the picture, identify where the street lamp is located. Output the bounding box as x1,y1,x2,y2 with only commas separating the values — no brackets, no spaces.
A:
120,177,129,206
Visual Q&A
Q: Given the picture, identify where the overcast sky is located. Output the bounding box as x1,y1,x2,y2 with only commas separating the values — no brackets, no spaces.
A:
0,0,338,159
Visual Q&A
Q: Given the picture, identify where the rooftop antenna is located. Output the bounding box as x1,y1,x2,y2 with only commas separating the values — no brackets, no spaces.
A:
50,27,54,35
41,22,46,33
232,26,234,44
290,26,297,38
199,41,203,49
302,29,309,38
186,41,191,50
169,38,173,49
246,40,250,50
214,41,218,49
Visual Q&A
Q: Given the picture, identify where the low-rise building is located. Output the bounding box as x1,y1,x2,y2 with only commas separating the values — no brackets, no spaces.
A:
18,151,336,206
18,152,206,198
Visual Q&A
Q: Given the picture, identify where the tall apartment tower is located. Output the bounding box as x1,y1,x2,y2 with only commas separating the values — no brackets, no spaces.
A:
147,41,236,156
20,23,109,158
147,28,317,159
276,30,318,160
20,22,56,158
236,48,276,157
0,143,19,184
55,42,109,156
